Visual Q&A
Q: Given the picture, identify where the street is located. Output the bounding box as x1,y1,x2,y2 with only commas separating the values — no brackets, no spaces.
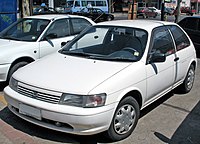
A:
0,14,200,144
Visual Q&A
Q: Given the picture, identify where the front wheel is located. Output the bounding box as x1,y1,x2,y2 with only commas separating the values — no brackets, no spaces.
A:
106,96,140,141
177,64,195,93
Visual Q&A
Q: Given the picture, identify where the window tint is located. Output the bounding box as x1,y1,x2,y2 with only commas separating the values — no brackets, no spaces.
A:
151,27,175,56
185,18,198,30
45,19,70,39
96,1,106,6
169,25,190,51
71,18,92,35
75,1,80,6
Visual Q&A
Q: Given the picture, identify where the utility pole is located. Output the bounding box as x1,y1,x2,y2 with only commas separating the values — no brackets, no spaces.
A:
21,0,32,17
161,0,165,21
175,0,181,23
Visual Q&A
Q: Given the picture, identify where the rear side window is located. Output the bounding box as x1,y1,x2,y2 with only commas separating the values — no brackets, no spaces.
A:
169,25,190,51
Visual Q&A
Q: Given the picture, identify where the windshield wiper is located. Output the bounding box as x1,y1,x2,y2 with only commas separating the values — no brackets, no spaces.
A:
89,56,136,62
61,50,91,57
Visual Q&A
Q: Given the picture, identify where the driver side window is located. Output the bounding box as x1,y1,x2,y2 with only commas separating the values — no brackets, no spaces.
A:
45,19,70,39
151,27,175,56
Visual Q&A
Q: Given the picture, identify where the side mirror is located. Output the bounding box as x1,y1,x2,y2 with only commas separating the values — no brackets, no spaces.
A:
149,52,166,63
61,42,67,47
61,41,70,47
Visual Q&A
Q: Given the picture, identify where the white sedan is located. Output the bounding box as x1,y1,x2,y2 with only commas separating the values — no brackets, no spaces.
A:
0,14,95,83
4,20,197,141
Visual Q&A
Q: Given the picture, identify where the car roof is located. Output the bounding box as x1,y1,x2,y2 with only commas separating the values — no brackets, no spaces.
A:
96,20,176,31
185,16,200,18
26,14,92,21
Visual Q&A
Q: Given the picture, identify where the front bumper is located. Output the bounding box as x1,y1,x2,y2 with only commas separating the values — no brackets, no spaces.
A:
4,86,117,135
0,63,10,82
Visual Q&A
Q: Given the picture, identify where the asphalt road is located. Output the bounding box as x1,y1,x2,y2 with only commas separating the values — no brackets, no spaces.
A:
0,15,200,144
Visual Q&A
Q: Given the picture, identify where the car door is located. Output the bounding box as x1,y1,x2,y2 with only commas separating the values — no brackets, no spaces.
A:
39,18,75,58
169,25,194,84
146,26,177,101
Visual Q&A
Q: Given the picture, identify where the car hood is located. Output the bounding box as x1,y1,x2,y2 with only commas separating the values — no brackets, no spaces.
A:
0,39,29,50
14,52,131,95
0,39,30,55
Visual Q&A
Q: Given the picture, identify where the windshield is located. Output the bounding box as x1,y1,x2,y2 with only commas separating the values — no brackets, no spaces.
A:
60,26,148,62
0,18,50,42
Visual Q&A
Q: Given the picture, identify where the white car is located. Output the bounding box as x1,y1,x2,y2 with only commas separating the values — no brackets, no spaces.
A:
4,20,197,141
148,7,161,15
0,14,95,83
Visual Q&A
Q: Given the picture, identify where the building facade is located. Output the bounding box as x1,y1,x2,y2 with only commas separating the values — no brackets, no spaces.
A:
32,0,199,13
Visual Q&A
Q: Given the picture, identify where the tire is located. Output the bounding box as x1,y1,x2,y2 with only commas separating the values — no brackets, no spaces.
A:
106,96,140,141
7,61,28,82
143,14,146,19
107,16,112,21
177,65,195,93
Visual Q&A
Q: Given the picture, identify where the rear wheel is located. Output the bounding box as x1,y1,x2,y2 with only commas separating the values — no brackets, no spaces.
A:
177,64,195,93
106,96,140,141
7,61,28,82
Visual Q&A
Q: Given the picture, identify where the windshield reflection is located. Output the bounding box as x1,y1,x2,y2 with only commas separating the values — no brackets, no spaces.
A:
61,26,148,62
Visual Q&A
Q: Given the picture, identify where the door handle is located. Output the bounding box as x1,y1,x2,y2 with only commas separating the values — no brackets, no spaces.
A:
174,57,179,62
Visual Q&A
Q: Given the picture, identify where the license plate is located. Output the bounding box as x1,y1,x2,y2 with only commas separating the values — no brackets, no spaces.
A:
19,104,41,120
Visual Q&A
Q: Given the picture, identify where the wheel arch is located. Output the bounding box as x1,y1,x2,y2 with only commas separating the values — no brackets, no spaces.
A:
7,56,35,80
191,60,197,70
119,90,143,109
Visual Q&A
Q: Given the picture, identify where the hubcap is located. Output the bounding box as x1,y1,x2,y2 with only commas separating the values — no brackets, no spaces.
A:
114,104,136,135
186,68,195,90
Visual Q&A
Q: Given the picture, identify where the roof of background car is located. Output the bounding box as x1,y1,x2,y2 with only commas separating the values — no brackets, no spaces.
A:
187,16,200,18
96,20,176,31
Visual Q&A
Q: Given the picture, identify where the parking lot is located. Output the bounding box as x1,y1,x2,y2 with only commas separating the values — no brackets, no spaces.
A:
0,14,200,144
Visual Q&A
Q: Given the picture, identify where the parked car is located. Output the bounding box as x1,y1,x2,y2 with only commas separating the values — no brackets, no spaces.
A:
181,7,195,16
0,14,95,83
178,16,200,56
4,20,197,141
164,7,174,15
33,7,59,15
74,7,114,22
137,7,157,18
148,7,161,15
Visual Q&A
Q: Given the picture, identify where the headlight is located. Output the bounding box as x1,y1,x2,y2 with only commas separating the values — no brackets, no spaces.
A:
9,77,18,92
59,93,107,108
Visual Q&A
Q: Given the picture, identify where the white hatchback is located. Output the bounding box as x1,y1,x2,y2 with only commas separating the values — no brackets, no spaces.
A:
4,20,197,141
0,14,95,83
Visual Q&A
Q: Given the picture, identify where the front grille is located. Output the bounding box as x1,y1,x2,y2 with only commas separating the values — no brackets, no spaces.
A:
17,85,60,104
